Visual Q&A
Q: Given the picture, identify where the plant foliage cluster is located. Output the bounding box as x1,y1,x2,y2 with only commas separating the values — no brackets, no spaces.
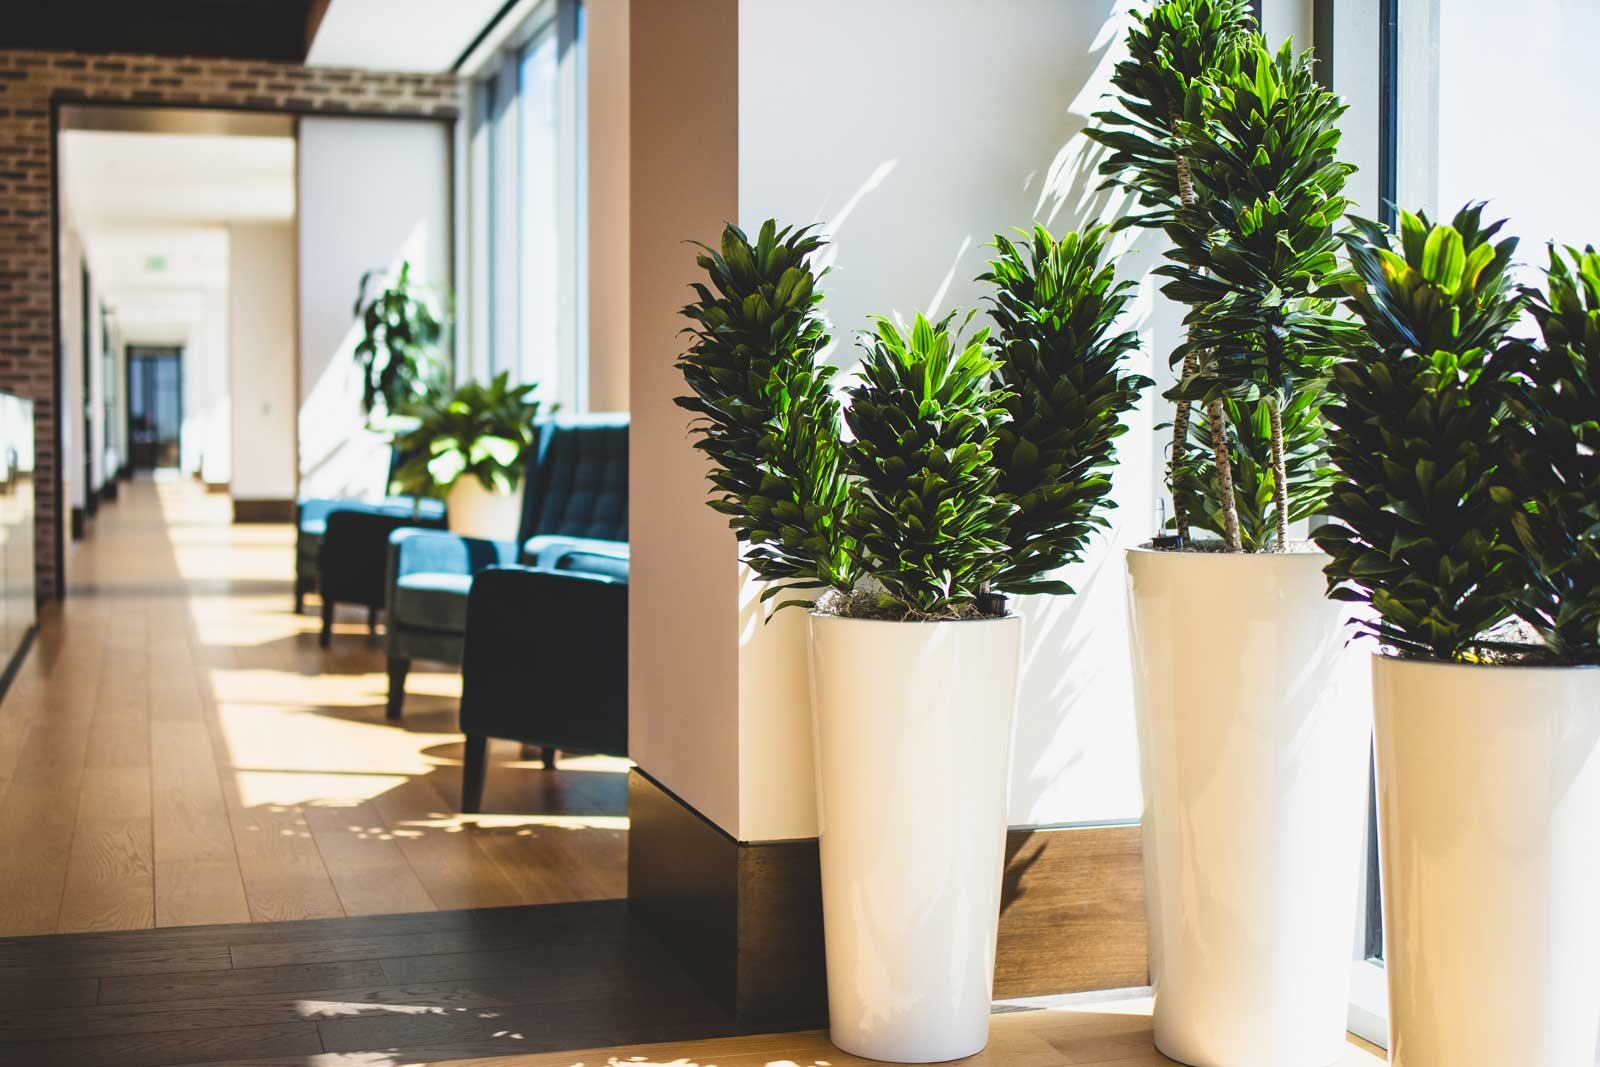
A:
1316,205,1600,665
352,261,448,419
676,223,1147,621
1092,1,1355,551
391,371,543,498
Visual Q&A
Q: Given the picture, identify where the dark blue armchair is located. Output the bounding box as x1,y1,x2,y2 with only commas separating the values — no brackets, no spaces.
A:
295,446,446,622
383,413,628,718
458,546,628,812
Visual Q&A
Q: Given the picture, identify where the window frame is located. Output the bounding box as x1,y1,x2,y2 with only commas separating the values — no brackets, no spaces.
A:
462,0,586,409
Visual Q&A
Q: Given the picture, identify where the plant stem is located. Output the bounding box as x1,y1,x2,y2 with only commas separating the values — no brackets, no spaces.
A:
1169,354,1196,543
1206,398,1242,551
1169,109,1198,543
1268,398,1289,551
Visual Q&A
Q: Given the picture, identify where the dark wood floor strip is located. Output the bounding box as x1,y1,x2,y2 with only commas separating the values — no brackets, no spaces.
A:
0,901,736,1067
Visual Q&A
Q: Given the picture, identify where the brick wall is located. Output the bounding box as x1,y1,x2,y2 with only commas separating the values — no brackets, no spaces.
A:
0,49,462,598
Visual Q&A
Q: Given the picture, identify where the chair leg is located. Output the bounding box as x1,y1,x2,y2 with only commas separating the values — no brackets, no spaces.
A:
462,735,488,814
542,747,558,770
294,586,304,615
319,601,334,649
367,606,379,638
386,657,410,720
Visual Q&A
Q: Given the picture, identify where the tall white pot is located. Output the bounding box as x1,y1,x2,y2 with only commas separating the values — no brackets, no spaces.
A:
1373,657,1600,1067
808,613,1022,1063
446,477,522,540
1126,548,1370,1067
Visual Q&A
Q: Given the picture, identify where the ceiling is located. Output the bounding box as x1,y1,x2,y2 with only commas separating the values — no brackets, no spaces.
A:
2,0,316,63
61,130,296,229
305,0,511,72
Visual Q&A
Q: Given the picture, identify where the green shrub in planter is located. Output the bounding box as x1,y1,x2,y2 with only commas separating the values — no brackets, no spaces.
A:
1314,204,1528,660
1088,0,1254,541
982,226,1150,593
676,221,1149,620
1499,246,1600,662
390,372,543,497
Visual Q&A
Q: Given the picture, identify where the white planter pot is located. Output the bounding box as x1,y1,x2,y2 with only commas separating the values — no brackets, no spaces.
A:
1373,656,1600,1067
446,477,522,540
807,612,1022,1063
1126,548,1370,1067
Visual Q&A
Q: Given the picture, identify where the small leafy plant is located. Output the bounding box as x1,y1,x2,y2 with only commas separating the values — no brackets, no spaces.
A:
353,261,448,419
391,372,543,498
676,221,1150,621
1321,207,1600,665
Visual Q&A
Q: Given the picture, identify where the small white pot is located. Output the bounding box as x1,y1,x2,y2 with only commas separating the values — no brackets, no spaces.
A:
446,477,523,540
808,612,1022,1063
1126,548,1371,1067
1373,656,1600,1067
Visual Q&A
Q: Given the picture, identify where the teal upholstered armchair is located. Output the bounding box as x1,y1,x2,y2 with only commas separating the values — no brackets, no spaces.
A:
383,413,628,718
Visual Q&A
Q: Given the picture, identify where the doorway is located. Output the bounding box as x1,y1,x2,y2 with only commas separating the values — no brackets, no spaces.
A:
126,346,182,471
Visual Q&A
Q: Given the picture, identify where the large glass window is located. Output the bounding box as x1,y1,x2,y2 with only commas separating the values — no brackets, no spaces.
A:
467,0,586,409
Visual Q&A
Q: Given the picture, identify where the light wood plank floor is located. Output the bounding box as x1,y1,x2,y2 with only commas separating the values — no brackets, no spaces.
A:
427,996,1385,1067
0,477,627,935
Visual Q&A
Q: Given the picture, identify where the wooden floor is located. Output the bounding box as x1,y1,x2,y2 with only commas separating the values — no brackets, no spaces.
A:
0,478,627,935
409,995,1385,1067
0,899,736,1066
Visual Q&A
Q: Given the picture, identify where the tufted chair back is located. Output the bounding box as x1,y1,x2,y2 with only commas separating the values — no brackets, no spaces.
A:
516,413,629,545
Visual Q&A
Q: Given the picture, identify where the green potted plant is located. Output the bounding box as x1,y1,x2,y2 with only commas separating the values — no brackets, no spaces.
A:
352,260,448,422
676,219,1145,1062
1317,207,1600,1067
391,372,543,539
1092,7,1371,1064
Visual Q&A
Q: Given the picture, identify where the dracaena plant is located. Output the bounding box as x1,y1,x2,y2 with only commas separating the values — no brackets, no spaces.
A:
1314,205,1525,660
353,260,448,420
1173,391,1334,551
1497,246,1600,663
390,371,543,497
676,221,858,604
844,313,1016,618
981,225,1151,594
1088,0,1254,541
1159,39,1358,551
677,221,1146,621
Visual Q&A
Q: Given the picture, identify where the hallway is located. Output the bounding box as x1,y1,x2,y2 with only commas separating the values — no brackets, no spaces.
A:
0,479,626,935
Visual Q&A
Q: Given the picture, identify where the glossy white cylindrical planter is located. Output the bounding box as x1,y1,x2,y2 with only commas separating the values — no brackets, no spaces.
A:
808,612,1022,1063
1126,548,1370,1067
446,478,522,540
1373,657,1600,1067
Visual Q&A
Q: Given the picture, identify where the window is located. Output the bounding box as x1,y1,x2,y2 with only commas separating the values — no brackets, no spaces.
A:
466,0,586,410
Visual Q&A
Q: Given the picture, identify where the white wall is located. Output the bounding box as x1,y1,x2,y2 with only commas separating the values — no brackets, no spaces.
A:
628,0,743,836
182,284,231,484
59,226,85,514
228,223,298,502
296,115,452,499
586,0,630,412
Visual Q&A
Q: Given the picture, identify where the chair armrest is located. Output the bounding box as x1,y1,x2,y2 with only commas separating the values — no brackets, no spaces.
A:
459,565,628,755
389,528,519,580
522,534,630,569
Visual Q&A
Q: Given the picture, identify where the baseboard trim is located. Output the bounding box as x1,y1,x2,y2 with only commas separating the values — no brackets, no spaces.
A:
627,768,1147,1031
232,498,296,523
